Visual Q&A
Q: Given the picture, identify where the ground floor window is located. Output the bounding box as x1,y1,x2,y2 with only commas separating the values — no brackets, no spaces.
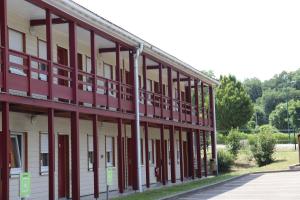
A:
105,136,115,167
9,133,23,175
40,133,49,174
87,135,94,171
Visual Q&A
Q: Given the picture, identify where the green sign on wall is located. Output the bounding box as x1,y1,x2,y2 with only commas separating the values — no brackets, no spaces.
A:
107,167,113,186
20,172,31,198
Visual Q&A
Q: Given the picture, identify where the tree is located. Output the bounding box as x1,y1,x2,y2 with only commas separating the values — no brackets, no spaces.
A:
244,78,262,102
201,70,216,79
216,75,254,133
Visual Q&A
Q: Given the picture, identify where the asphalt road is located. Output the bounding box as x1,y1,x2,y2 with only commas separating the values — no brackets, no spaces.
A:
176,171,300,200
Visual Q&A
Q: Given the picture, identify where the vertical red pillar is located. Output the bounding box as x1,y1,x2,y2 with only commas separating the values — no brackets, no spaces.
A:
91,31,97,107
194,79,200,125
187,130,194,179
168,67,173,120
69,22,78,104
196,129,202,178
142,55,147,116
48,108,55,200
160,124,166,185
177,72,181,122
92,115,99,198
209,86,216,159
178,127,183,182
1,0,8,92
201,82,205,126
46,9,53,100
131,120,138,190
2,102,9,200
116,43,121,111
71,111,80,200
144,122,150,188
188,78,192,123
203,131,208,177
169,125,176,183
117,118,124,193
159,64,163,118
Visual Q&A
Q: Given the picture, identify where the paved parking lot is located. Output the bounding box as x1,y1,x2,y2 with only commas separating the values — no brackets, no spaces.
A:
177,171,300,200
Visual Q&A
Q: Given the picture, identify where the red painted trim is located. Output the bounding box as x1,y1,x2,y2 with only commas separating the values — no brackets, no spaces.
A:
188,78,192,123
159,64,163,118
194,79,200,125
99,47,130,53
142,55,147,116
168,67,173,120
117,118,124,193
178,127,183,182
90,31,97,107
169,125,176,183
177,71,182,122
116,43,121,111
187,130,194,179
71,111,80,199
203,131,208,177
130,120,138,190
1,102,9,200
160,124,166,185
201,82,205,126
30,18,66,26
92,114,99,198
69,22,78,104
24,132,29,171
144,122,150,188
196,129,202,178
1,0,8,92
48,108,55,200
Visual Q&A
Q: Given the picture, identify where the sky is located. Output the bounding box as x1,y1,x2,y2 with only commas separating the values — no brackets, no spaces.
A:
73,0,300,81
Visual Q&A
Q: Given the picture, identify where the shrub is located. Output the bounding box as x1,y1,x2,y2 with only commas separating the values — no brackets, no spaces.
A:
217,149,235,172
250,130,276,166
272,132,296,144
217,133,226,144
225,129,243,157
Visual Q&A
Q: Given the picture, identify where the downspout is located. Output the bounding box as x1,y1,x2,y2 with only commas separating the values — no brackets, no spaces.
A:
134,43,144,192
213,88,218,175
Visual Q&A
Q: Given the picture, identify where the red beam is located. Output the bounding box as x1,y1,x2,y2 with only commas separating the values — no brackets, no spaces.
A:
172,77,189,82
48,108,55,200
117,118,124,193
92,114,99,198
46,9,53,100
146,65,160,70
196,129,202,178
1,0,8,92
178,127,183,182
203,131,208,177
30,18,67,26
1,102,10,200
144,122,150,188
99,47,130,53
169,125,176,183
71,111,80,200
160,124,166,185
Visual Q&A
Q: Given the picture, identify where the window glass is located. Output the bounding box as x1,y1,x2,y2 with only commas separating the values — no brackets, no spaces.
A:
10,134,22,175
176,140,180,164
87,135,93,171
40,133,49,174
105,136,114,167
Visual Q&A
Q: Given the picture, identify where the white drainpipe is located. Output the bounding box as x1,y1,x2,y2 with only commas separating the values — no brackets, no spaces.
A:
134,43,144,192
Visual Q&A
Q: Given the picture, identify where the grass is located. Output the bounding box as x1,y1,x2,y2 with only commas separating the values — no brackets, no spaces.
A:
113,150,298,200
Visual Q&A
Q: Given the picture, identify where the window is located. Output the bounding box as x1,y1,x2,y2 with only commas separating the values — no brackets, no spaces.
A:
146,79,153,105
87,135,93,171
40,133,49,174
37,40,48,81
148,139,154,164
103,63,114,96
105,136,115,167
176,140,180,164
8,29,26,76
9,134,23,175
86,56,92,91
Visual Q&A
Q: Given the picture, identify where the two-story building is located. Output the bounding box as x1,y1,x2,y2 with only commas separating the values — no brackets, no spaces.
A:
0,0,219,199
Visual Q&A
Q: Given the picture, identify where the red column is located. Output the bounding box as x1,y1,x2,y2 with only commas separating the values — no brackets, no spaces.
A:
188,77,192,123
194,79,200,125
0,0,8,92
203,131,208,177
160,124,166,185
144,122,150,188
117,118,124,193
187,130,194,179
196,129,202,178
177,72,182,122
91,31,97,107
159,64,163,118
168,67,173,120
169,125,176,183
46,9,53,100
116,43,121,111
178,127,183,182
92,115,99,198
201,82,205,126
142,55,147,116
48,108,55,200
69,22,78,104
2,102,9,200
131,120,138,190
71,111,80,199
209,86,216,159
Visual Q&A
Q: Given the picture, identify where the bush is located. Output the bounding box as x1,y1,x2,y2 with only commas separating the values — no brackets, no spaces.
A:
225,129,244,157
272,132,296,144
250,130,276,166
217,149,235,172
217,133,226,144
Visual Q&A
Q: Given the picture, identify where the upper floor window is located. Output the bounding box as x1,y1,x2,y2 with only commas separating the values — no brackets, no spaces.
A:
40,133,49,174
105,136,115,167
87,135,93,171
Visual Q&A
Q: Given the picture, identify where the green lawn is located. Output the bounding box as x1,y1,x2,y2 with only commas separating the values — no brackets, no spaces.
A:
113,150,298,200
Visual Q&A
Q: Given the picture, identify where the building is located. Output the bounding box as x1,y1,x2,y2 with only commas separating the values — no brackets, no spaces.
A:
0,0,219,199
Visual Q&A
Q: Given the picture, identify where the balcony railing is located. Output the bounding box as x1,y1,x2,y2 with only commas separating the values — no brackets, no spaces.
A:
0,48,212,126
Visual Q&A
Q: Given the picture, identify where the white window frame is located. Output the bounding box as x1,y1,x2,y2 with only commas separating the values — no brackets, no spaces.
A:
105,136,114,167
87,135,94,171
148,139,154,165
10,133,23,175
40,133,49,175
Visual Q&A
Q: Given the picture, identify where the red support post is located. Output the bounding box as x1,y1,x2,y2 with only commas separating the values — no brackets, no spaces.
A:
209,86,216,160
203,131,208,177
143,55,147,116
177,71,182,122
168,67,173,120
194,79,200,125
169,125,176,183
131,120,138,190
179,127,184,182
160,124,166,185
46,9,53,100
91,31,97,107
27,55,32,96
71,111,80,200
144,122,150,188
159,64,163,118
92,115,99,198
48,108,55,200
201,82,205,126
187,130,195,179
69,22,78,104
117,118,124,193
1,0,9,92
1,102,9,200
188,77,192,123
116,43,121,111
196,129,202,178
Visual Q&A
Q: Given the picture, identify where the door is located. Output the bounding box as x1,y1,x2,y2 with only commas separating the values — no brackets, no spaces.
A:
58,135,69,198
183,141,188,178
155,140,161,182
127,138,133,186
57,46,68,86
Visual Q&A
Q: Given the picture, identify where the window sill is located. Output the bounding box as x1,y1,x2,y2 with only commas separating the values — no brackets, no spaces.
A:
40,172,49,176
